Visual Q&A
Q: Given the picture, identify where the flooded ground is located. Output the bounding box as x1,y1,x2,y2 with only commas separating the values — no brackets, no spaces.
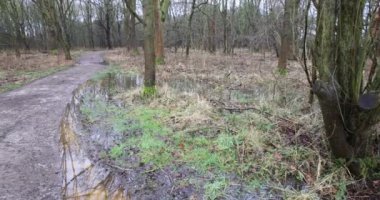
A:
60,70,277,200
61,73,141,199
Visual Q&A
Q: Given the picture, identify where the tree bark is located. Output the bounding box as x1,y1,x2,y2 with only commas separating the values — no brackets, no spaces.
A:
85,0,95,49
154,0,165,64
185,0,196,57
57,0,72,60
208,2,217,54
311,0,379,177
105,0,112,49
143,0,156,88
278,0,300,69
221,0,228,54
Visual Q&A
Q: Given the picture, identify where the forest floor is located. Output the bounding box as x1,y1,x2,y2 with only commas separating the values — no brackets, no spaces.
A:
0,51,106,199
0,50,82,93
96,48,380,199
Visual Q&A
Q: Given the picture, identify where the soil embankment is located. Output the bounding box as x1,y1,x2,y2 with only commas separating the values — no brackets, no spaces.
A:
0,52,106,200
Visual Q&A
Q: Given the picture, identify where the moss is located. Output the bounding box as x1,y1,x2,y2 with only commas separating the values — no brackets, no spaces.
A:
109,143,127,159
142,86,157,97
277,67,288,76
155,57,165,65
92,65,123,81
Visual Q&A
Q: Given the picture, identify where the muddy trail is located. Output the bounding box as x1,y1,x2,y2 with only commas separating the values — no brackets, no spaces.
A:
0,52,106,200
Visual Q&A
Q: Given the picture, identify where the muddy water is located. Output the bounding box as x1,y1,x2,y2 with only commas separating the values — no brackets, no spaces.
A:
60,73,142,200
60,72,275,200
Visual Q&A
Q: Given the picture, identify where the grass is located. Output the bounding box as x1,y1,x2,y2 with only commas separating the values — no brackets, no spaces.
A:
0,50,80,93
81,84,329,198
88,48,379,198
204,178,228,200
0,65,73,93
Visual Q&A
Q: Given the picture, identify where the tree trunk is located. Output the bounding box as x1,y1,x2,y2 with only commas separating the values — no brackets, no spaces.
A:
85,0,95,49
46,27,58,51
124,6,130,47
105,14,112,49
154,0,164,64
208,3,217,54
313,80,373,176
123,0,137,51
222,0,228,54
277,0,299,70
229,0,236,54
288,0,300,60
57,0,72,60
129,0,137,51
14,40,21,58
143,0,156,89
185,0,196,57
311,0,380,177
104,0,112,50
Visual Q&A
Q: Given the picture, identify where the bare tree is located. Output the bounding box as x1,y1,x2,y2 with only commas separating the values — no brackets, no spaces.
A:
277,0,300,70
309,0,380,176
142,0,157,94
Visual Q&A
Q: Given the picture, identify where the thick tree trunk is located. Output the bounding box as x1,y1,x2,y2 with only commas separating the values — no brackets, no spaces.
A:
278,0,299,69
46,27,58,51
62,41,71,60
154,0,164,64
313,80,374,176
57,0,72,60
143,0,156,88
313,81,354,158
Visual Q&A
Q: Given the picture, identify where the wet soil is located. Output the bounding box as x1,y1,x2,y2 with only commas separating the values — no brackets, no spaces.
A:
60,72,273,200
0,52,106,200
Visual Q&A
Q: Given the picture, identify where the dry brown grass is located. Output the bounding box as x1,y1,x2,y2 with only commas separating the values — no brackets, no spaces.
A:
105,48,379,199
0,50,74,70
105,48,309,93
0,50,78,92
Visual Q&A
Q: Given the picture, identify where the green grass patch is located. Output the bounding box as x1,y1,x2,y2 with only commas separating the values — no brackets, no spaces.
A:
80,81,361,198
155,57,165,65
91,65,124,81
204,178,229,200
142,86,157,97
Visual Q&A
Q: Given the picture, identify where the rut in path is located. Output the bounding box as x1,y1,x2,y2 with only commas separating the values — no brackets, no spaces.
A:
0,52,106,200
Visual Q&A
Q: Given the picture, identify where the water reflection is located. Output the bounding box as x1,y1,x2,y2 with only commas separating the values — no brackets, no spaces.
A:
60,72,140,200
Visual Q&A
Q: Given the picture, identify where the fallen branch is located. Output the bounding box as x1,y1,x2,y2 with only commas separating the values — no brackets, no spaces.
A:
214,99,299,126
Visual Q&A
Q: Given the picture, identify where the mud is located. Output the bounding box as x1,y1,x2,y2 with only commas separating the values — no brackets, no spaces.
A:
0,52,106,200
60,71,273,200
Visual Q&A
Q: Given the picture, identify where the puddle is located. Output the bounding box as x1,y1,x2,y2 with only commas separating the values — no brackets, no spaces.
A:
60,71,277,200
60,72,141,200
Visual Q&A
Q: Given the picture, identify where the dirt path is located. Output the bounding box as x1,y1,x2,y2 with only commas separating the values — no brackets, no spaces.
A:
0,52,106,200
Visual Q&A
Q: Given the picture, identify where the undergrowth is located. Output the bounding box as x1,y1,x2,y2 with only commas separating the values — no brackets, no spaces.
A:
92,49,371,199
80,80,354,199
0,50,80,93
